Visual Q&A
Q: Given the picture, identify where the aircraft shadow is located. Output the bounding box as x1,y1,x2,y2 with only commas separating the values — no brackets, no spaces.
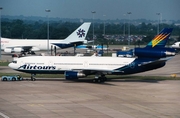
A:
64,79,116,86
22,78,116,86
19,75,170,86
108,76,166,83
22,78,63,82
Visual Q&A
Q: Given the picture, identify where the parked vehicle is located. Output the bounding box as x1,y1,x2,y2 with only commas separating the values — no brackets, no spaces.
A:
1,75,23,81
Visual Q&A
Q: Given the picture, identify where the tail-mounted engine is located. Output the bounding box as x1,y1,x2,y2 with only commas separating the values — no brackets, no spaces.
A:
117,47,175,58
134,47,176,58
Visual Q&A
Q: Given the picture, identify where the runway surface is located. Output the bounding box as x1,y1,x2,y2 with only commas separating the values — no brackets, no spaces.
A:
0,49,180,118
0,79,180,118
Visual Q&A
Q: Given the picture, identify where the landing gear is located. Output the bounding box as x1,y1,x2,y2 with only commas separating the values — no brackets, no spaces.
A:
28,51,35,55
31,74,36,81
92,74,107,83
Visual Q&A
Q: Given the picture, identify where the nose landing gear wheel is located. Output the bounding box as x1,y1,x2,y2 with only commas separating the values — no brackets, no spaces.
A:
31,74,36,81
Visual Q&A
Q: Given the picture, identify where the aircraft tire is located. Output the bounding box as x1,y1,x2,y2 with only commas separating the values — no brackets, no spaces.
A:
31,77,36,81
97,79,102,83
12,77,16,81
92,79,97,83
92,77,106,83
3,77,7,81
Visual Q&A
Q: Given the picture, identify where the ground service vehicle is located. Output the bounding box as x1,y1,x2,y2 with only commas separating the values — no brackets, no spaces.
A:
1,75,23,81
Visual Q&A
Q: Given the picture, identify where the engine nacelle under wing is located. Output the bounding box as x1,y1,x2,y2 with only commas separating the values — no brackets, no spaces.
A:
4,48,24,53
64,71,86,80
31,47,40,51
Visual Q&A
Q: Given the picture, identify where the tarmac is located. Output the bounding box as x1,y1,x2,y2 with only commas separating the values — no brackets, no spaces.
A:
0,48,180,118
0,78,180,118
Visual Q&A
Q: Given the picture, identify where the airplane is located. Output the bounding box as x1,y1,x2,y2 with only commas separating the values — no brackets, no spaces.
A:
8,28,176,83
76,44,107,50
1,22,91,54
171,41,180,49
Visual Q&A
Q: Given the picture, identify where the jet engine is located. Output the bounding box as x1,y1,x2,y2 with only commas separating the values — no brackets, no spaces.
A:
117,47,175,58
64,71,86,80
4,48,24,53
134,47,176,58
31,47,40,51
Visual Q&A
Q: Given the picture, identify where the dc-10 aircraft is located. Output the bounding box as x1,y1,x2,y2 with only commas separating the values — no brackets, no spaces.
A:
8,28,176,83
1,22,91,54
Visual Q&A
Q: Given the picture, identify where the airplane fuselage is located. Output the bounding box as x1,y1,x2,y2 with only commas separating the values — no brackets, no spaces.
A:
0,22,91,53
1,38,61,50
8,56,167,75
9,56,133,74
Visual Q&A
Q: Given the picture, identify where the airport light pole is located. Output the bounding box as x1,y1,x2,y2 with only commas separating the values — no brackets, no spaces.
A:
0,7,3,60
123,14,126,36
156,13,161,34
127,12,131,46
91,11,96,48
103,15,106,36
45,9,51,54
101,15,105,56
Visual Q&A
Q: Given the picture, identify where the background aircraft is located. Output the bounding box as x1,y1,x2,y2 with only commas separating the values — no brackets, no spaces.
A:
1,22,91,54
117,28,175,57
8,28,175,83
76,44,107,50
171,42,180,49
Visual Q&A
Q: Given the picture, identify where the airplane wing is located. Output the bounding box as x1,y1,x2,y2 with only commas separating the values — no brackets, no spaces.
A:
4,46,40,53
66,67,119,76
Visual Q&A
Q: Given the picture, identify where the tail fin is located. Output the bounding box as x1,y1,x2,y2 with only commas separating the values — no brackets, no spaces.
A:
146,28,173,48
64,22,91,42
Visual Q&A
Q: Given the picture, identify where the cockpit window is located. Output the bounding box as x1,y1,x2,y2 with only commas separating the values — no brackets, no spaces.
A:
12,61,17,63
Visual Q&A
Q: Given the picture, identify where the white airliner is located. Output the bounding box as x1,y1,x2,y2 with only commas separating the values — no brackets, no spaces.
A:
171,42,180,49
1,22,91,54
8,28,176,83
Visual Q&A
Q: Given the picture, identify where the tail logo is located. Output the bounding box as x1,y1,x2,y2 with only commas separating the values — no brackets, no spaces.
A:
152,33,170,47
77,28,85,38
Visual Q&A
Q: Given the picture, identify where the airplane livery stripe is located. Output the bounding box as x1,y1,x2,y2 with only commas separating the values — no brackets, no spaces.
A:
152,33,170,47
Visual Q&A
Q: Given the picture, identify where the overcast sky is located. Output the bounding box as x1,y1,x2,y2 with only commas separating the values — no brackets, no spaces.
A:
0,0,180,21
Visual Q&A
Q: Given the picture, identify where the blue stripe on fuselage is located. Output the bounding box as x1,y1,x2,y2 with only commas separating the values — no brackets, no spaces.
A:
52,42,83,49
113,58,165,75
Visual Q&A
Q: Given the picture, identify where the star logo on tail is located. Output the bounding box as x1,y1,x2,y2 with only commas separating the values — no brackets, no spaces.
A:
77,29,85,38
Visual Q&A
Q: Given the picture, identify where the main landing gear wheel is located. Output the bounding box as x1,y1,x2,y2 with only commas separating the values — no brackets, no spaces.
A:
92,76,107,83
30,51,36,55
31,77,36,81
31,74,36,81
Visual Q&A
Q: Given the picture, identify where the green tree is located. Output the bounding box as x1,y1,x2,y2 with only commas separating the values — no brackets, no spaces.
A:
11,20,25,38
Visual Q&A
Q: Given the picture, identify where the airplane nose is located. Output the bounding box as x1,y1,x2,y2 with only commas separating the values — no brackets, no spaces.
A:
8,63,17,69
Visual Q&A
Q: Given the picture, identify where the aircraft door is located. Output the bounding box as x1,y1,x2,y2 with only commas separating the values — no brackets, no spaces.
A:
1,43,4,50
84,61,88,68
19,60,24,69
48,60,53,67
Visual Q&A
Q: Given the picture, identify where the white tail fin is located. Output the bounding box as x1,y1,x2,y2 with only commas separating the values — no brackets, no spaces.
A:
64,22,91,43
